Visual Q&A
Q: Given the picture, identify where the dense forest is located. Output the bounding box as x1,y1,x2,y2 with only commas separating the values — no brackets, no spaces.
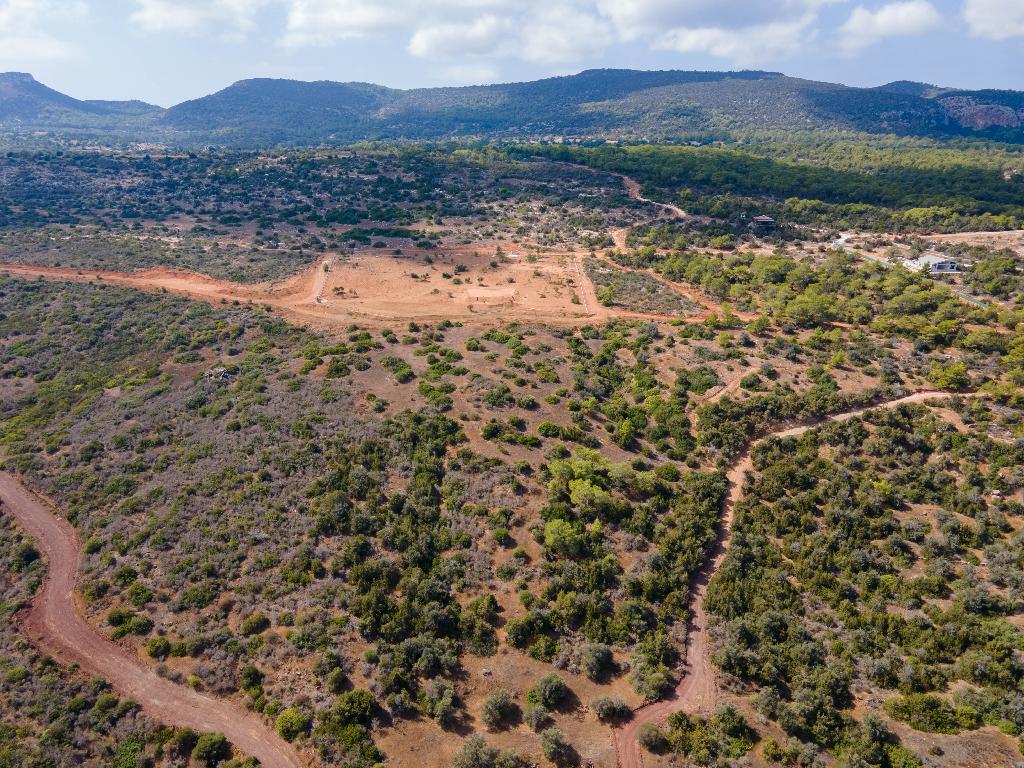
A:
523,141,1024,233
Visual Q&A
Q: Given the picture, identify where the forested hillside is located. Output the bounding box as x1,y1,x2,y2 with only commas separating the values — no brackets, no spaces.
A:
2,69,1023,148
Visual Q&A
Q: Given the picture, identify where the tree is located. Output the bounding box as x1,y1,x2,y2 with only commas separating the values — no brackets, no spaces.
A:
927,361,970,390
543,520,583,558
785,287,836,327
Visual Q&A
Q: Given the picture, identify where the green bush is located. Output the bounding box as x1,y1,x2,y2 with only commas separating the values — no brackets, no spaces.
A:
526,674,570,710
884,694,979,734
638,722,667,752
451,734,520,768
275,707,311,741
540,727,573,764
146,636,171,659
481,689,518,730
240,613,270,635
191,732,230,766
591,696,630,722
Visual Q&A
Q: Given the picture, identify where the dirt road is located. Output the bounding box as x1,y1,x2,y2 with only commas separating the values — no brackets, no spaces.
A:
0,472,306,768
613,389,972,768
597,170,744,320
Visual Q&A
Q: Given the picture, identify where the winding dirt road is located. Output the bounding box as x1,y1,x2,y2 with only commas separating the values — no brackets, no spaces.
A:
0,472,306,768
612,389,973,768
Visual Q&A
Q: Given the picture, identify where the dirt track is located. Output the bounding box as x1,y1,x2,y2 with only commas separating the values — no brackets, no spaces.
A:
0,169,727,330
612,389,973,768
0,472,307,768
0,165,986,767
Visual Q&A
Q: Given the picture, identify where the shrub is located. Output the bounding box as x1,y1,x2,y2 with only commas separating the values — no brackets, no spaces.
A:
381,356,415,383
275,707,311,741
239,665,263,691
538,421,562,438
630,660,672,702
524,705,550,731
331,689,376,726
540,727,573,764
171,728,199,759
638,722,667,752
146,636,171,659
451,735,520,768
591,696,630,722
11,542,39,570
884,694,979,734
526,674,570,710
191,732,230,766
578,642,613,681
423,679,457,726
326,667,348,694
481,689,519,730
240,613,270,635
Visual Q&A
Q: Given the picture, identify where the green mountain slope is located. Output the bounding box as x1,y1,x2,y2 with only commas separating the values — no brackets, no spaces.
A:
0,72,161,128
2,69,1022,147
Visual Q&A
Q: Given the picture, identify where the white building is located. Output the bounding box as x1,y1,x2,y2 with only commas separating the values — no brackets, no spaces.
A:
902,252,962,274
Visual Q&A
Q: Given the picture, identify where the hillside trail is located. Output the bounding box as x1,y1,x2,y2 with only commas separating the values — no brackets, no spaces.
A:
0,472,308,768
613,389,977,768
588,167,751,321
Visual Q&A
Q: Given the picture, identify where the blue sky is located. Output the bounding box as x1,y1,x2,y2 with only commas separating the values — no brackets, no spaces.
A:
1,0,1021,106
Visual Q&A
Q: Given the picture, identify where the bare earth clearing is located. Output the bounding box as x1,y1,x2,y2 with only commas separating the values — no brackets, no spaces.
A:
0,246,709,329
0,167,729,329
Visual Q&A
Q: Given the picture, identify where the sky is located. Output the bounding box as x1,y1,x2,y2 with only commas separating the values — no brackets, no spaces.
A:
0,0,1021,106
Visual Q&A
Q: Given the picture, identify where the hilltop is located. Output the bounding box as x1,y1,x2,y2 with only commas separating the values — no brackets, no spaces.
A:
2,68,1023,147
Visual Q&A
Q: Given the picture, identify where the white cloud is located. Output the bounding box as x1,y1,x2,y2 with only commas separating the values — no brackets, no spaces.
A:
444,62,500,84
121,0,968,71
838,1,941,54
408,15,509,58
598,0,830,37
280,0,829,65
598,0,836,65
282,0,405,46
0,0,84,65
963,0,1024,40
518,5,614,63
130,0,271,34
655,15,820,64
285,1,613,64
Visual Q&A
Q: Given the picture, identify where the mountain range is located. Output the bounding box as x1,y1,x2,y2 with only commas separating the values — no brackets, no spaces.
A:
2,69,1022,148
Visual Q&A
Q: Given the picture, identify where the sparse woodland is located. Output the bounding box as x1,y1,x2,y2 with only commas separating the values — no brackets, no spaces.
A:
0,140,1022,768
